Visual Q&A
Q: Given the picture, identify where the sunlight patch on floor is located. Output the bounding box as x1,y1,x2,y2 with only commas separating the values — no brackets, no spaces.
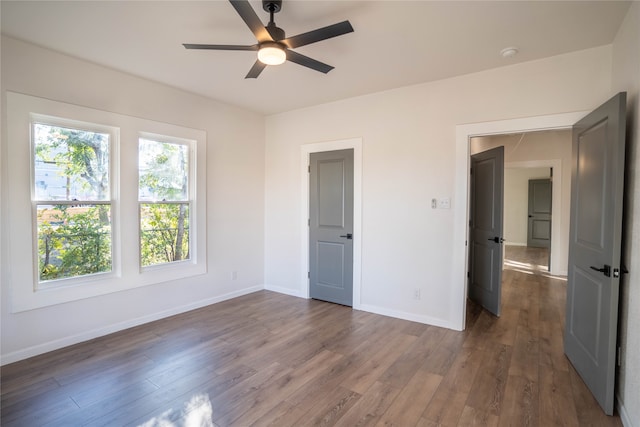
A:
138,393,216,427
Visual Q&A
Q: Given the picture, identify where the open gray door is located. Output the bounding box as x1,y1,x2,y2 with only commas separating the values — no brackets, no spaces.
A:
309,149,354,306
468,146,504,316
564,92,626,415
527,178,552,248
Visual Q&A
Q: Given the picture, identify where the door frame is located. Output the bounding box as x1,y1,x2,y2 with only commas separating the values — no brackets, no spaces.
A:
300,138,362,309
452,112,587,330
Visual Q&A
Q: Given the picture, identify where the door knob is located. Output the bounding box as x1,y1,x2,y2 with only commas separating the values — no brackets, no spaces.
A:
487,237,505,243
590,265,611,277
339,233,353,240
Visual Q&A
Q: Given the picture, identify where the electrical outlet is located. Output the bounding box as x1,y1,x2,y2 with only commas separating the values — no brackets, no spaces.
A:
438,197,451,209
413,288,421,300
431,198,437,209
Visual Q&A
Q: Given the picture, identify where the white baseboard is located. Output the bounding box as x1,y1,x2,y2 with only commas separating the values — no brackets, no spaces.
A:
505,242,527,247
358,303,454,330
0,285,264,366
263,284,306,299
263,287,454,330
617,393,635,427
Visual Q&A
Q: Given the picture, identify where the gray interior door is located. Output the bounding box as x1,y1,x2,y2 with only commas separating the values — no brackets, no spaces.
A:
468,146,504,316
309,149,354,306
527,178,552,248
564,92,627,416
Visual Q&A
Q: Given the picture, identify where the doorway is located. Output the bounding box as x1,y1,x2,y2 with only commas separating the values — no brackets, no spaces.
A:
300,138,363,309
453,111,586,330
309,149,354,306
469,131,569,277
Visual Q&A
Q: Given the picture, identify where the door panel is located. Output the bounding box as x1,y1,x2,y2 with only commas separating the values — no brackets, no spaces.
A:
316,242,345,288
527,178,552,248
309,149,354,306
468,146,504,316
565,92,626,416
318,160,347,227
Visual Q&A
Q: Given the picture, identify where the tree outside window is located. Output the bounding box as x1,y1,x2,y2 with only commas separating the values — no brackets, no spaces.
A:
33,123,112,282
138,138,190,267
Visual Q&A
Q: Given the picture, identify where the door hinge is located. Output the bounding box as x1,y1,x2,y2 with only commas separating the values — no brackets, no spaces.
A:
308,165,311,173
308,271,310,279
308,218,310,226
470,167,473,175
617,346,622,366
467,271,470,278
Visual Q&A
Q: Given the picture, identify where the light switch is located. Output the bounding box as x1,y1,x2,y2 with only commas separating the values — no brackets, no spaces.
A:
438,197,451,209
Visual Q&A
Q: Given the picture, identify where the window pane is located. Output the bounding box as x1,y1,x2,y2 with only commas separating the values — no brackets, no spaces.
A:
34,123,110,201
139,139,189,201
37,204,112,281
140,203,190,267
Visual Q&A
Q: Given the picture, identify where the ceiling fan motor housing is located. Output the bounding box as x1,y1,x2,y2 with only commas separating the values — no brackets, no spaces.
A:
266,24,285,41
263,0,282,14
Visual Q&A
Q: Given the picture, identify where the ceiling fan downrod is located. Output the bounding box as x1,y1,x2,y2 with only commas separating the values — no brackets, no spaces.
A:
263,0,284,40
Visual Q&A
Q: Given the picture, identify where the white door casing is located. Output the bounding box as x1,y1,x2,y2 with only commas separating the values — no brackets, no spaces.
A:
300,138,362,309
454,112,588,331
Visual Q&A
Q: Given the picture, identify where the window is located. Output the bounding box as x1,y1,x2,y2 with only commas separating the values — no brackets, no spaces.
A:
33,120,113,286
6,92,207,312
138,137,191,267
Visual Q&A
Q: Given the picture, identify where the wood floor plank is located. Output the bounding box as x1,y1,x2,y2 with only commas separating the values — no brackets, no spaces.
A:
378,327,445,388
498,375,538,427
508,326,539,382
464,343,512,417
341,332,416,394
457,405,499,427
538,364,580,426
225,350,344,426
374,369,442,427
333,381,401,427
248,400,307,427
0,248,624,427
297,386,361,427
421,343,485,426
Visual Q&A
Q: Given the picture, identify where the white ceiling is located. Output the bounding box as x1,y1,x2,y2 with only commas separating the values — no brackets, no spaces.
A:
1,1,632,115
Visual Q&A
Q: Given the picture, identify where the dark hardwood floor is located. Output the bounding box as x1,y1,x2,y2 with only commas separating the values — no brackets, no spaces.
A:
1,262,622,426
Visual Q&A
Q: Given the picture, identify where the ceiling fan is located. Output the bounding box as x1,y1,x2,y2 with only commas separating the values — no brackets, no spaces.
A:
183,0,354,79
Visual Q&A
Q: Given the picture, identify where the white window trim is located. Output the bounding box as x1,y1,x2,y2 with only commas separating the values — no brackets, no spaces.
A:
31,114,120,290
138,133,195,271
5,92,207,312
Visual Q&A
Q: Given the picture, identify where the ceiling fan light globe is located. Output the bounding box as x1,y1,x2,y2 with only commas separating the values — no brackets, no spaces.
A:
258,45,286,65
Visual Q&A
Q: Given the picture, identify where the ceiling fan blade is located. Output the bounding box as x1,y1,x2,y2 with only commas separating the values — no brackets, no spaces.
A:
229,0,273,42
283,21,353,49
286,50,334,74
245,60,267,79
183,43,258,51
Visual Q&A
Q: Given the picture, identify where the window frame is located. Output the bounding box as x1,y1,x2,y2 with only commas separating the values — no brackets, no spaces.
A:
31,115,118,289
6,92,207,312
137,134,195,270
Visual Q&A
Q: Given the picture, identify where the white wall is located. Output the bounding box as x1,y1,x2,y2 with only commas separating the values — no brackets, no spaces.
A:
0,37,266,363
612,2,640,426
503,167,550,246
264,46,612,329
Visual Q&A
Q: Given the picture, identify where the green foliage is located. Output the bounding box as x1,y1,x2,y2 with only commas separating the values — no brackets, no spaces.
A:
38,205,111,281
140,204,189,266
34,124,109,201
139,139,190,267
35,127,191,282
